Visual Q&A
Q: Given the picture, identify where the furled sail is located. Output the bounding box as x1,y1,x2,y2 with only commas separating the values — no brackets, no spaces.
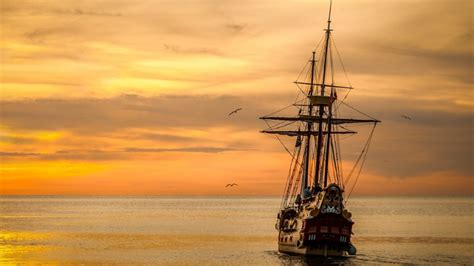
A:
260,116,380,125
260,130,356,136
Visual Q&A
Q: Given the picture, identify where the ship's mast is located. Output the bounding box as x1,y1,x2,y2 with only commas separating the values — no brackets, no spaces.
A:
259,0,380,207
315,0,332,187
301,51,316,194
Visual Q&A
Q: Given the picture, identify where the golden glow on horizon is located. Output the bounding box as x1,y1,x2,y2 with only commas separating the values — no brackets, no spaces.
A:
0,161,107,180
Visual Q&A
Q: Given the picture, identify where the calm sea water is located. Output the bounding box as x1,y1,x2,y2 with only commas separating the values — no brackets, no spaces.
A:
0,196,472,265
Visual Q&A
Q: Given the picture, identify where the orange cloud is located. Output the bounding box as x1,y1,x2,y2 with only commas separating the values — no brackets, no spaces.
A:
0,0,472,196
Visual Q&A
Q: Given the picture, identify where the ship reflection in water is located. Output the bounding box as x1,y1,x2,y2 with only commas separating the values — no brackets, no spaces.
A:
1,196,473,265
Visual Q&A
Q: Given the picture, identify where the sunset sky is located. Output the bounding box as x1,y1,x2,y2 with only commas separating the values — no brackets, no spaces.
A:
0,0,472,196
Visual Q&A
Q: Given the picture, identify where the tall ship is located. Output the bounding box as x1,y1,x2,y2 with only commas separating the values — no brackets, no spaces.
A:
260,1,380,257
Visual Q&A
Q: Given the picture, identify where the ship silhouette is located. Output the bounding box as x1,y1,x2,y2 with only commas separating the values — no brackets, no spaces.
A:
260,0,380,257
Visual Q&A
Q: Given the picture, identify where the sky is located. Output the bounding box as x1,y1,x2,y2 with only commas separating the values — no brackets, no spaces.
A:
0,0,472,196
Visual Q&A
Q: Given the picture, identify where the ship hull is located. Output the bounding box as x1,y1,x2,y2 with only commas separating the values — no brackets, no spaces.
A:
279,243,347,257
276,185,355,257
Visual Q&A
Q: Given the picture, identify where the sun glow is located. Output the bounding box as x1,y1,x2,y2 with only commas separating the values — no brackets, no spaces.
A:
0,0,471,196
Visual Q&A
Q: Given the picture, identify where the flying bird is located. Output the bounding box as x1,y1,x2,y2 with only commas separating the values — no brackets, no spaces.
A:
401,115,412,120
225,183,238,187
228,108,242,116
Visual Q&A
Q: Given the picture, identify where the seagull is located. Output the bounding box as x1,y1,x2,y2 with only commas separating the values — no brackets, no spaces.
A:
401,115,412,120
228,108,242,116
225,183,238,187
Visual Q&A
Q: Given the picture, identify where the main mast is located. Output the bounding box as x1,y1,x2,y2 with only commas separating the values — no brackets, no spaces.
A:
259,0,380,206
315,0,332,187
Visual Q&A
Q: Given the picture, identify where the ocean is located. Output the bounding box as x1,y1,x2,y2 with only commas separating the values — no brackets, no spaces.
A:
0,196,472,265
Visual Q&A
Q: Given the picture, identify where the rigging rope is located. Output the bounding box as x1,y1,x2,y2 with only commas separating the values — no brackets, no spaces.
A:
332,35,353,106
270,120,298,130
280,144,301,209
289,163,304,206
264,120,293,156
263,98,305,118
339,101,379,121
334,108,344,188
330,135,341,186
345,123,377,203
330,37,335,87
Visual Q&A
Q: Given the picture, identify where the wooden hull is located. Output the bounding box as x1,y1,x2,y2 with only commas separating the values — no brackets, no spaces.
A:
276,184,356,257
279,243,347,257
277,208,354,257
